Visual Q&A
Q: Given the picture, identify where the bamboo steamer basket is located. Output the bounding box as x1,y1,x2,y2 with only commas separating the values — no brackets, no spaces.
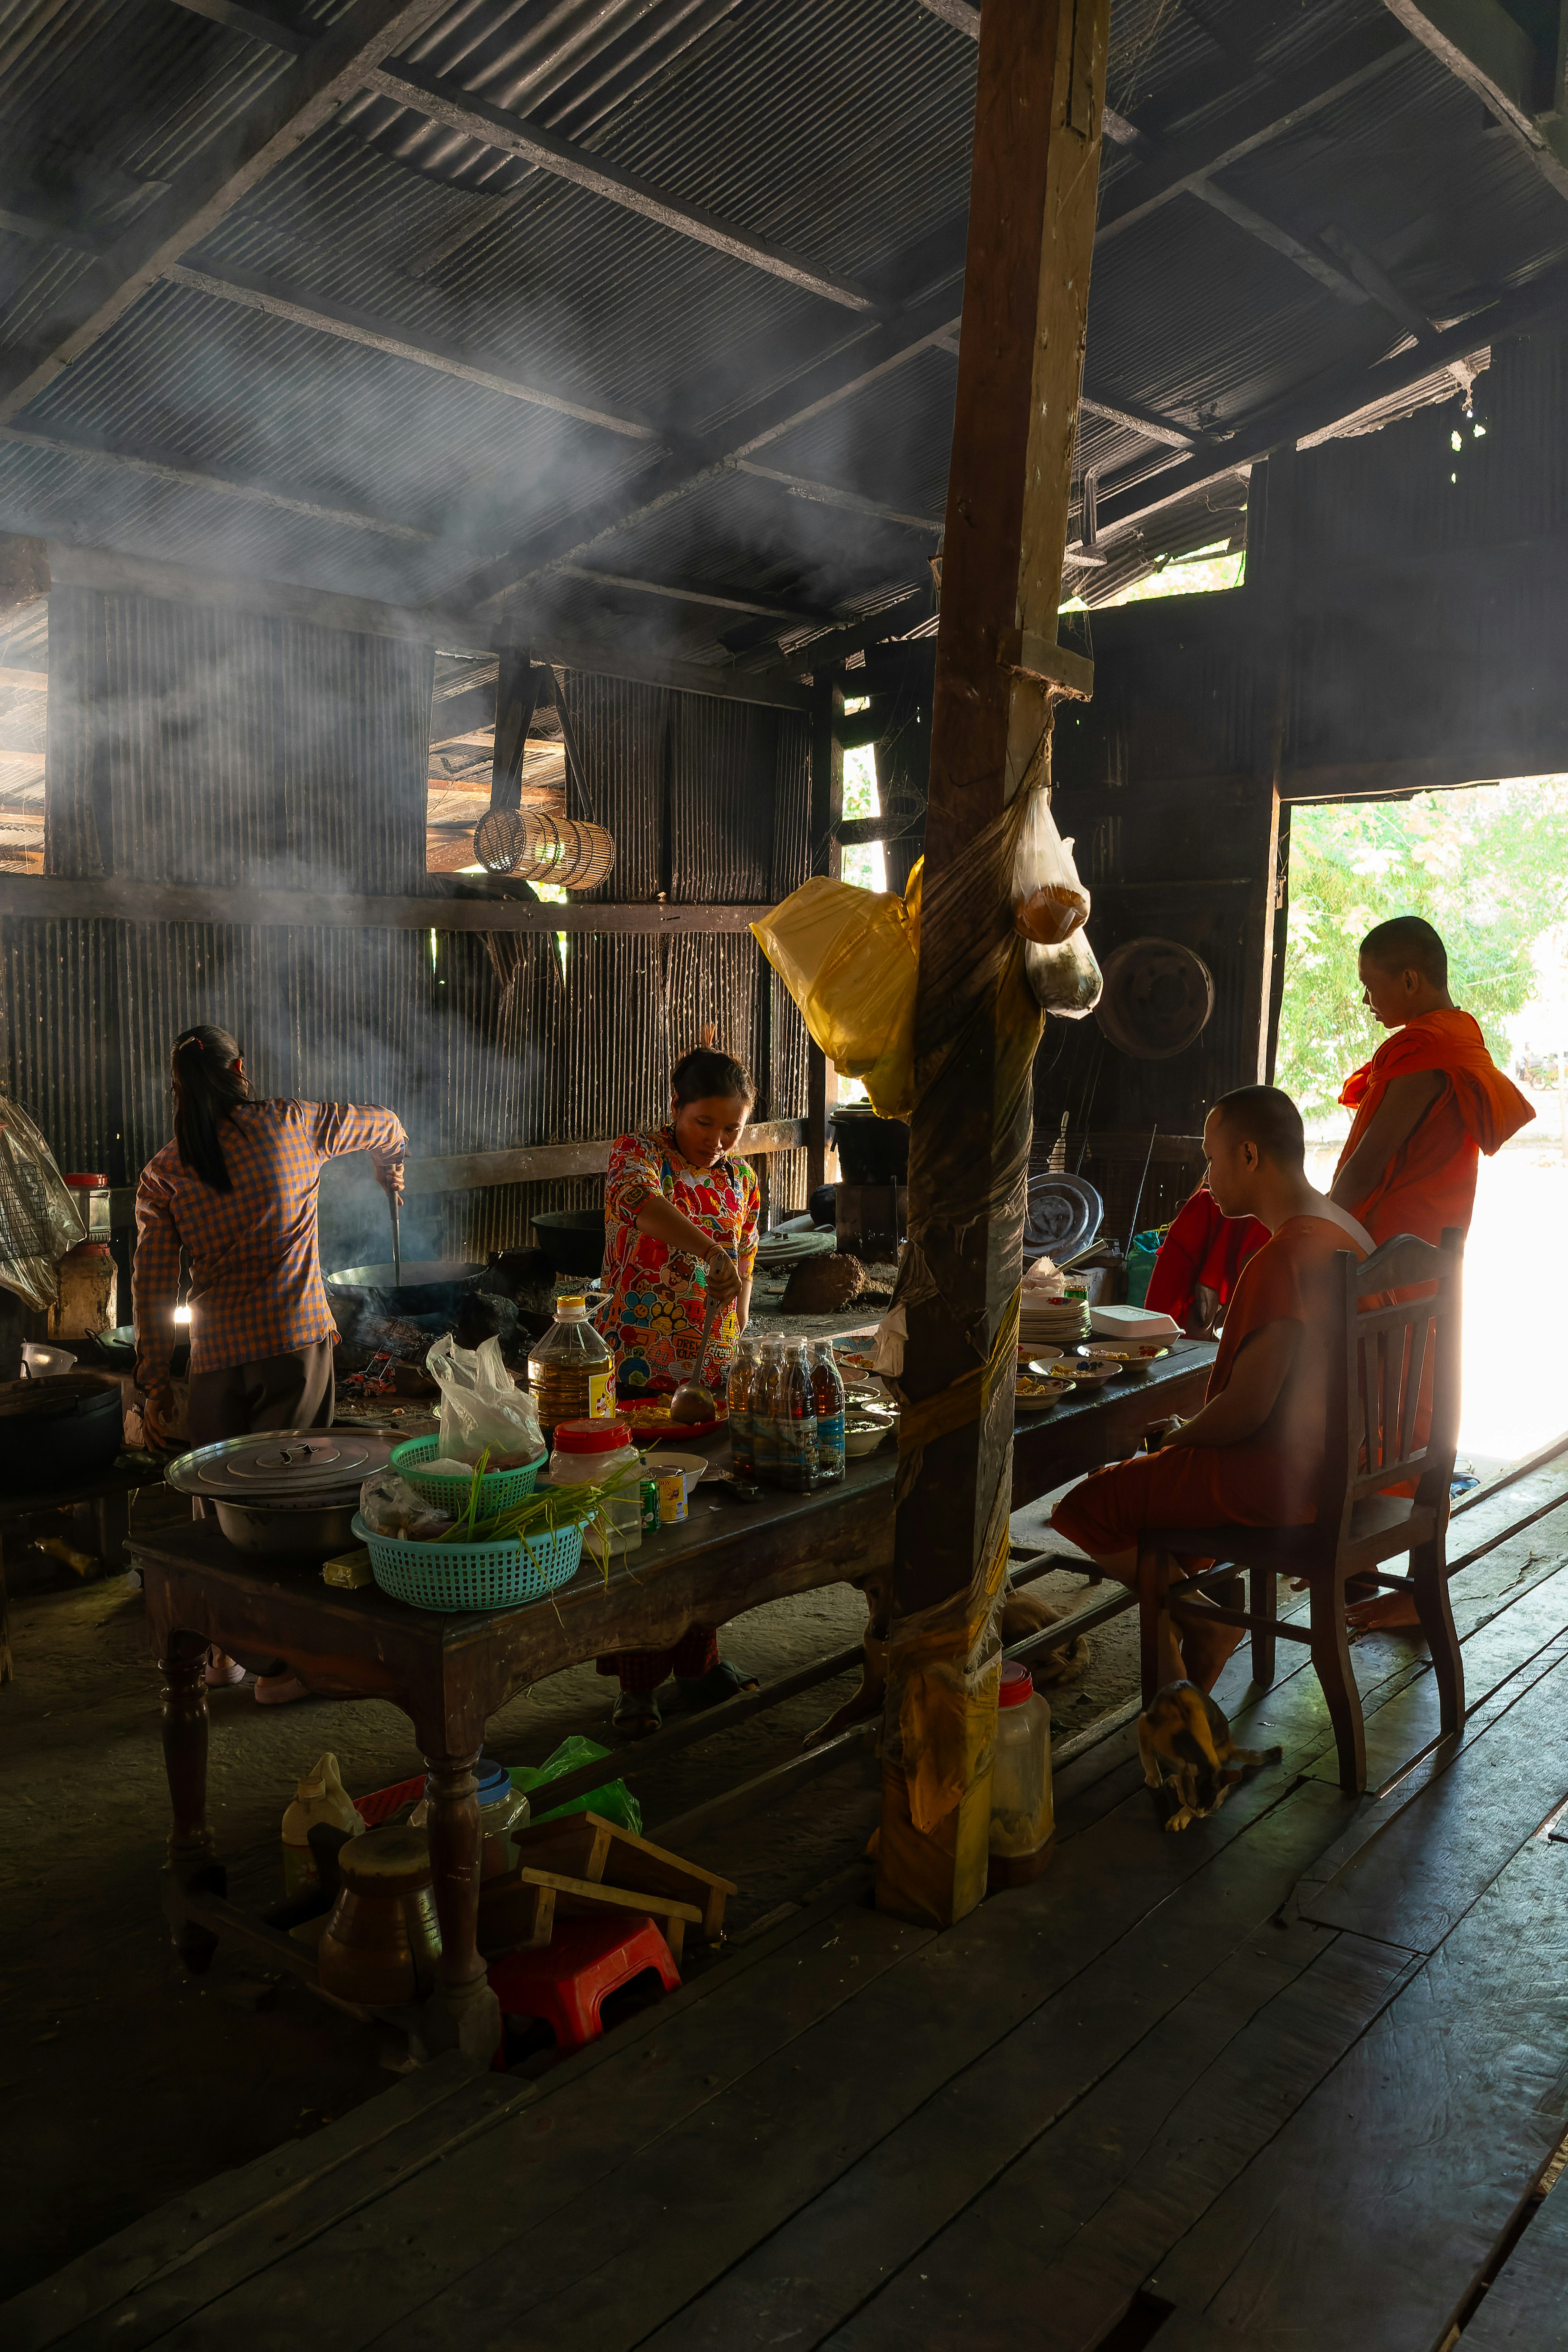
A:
473,808,615,891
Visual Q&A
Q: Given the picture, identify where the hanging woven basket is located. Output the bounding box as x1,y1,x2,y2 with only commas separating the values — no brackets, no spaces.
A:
472,808,616,890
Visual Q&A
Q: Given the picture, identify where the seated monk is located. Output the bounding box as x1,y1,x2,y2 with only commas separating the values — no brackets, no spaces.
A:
1144,1182,1268,1337
1052,1085,1373,1693
1331,915,1532,1624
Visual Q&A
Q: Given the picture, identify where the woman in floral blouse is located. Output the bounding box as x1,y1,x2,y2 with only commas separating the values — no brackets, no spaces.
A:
597,1042,761,1733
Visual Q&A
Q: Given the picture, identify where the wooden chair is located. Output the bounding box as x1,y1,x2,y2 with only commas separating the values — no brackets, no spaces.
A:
1134,1227,1464,1795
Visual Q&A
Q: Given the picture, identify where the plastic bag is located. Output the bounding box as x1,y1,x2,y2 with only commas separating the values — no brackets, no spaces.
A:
752,864,923,1120
509,1736,642,1835
426,1333,543,1467
1012,788,1090,946
358,1470,452,1540
1023,927,1102,1016
0,1099,85,1312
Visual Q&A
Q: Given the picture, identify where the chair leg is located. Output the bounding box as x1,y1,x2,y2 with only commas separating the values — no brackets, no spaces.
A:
1308,1572,1366,1796
1135,1543,1165,1710
1411,1538,1465,1736
1250,1564,1276,1687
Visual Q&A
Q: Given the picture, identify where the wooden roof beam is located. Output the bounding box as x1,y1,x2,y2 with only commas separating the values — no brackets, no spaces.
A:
0,0,456,428
735,461,945,535
557,566,841,626
164,0,312,51
1379,1,1568,198
364,62,878,314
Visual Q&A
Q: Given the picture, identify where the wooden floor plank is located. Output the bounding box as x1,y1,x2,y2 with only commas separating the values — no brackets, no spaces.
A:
1301,1648,1568,1950
633,1784,1356,2352
116,1904,928,2352
1464,2177,1568,2349
820,1931,1415,2352
1145,1839,1568,2349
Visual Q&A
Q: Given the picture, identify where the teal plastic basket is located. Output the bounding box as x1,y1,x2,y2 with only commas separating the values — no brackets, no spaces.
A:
390,1434,546,1517
352,1513,584,1613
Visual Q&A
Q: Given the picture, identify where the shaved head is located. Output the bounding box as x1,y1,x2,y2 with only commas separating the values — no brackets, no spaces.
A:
1361,916,1447,987
1208,1085,1305,1168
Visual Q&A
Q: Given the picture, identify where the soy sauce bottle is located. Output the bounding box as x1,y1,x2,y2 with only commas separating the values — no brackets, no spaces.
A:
777,1339,820,1492
751,1337,783,1485
728,1335,758,1483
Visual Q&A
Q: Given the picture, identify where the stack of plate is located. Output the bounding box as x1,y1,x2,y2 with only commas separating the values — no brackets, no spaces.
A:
1019,1293,1090,1349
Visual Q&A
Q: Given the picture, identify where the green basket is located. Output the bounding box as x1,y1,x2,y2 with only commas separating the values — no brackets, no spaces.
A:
390,1434,546,1517
352,1512,584,1613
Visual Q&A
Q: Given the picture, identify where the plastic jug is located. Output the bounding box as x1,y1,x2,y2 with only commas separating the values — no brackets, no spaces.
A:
527,1294,615,1433
987,1662,1054,1889
281,1751,364,1897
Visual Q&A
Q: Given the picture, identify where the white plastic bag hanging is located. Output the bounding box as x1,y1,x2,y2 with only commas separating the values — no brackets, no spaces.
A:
425,1334,544,1468
1011,788,1090,946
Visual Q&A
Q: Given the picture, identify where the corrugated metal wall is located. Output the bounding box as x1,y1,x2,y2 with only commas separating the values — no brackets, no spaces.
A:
7,586,810,1243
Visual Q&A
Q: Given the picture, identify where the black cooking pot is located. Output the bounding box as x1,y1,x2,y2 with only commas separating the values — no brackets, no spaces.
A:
0,1372,124,1495
531,1210,607,1277
324,1260,488,1324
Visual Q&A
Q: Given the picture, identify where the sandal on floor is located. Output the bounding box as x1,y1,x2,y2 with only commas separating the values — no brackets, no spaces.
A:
205,1648,246,1687
254,1672,309,1706
613,1688,662,1737
674,1660,759,1711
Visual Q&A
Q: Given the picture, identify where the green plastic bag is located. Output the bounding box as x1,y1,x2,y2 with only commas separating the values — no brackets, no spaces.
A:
509,1736,642,1835
1125,1225,1165,1311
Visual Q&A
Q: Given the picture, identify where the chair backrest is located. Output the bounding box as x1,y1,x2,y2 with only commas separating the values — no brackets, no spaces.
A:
1316,1225,1464,1535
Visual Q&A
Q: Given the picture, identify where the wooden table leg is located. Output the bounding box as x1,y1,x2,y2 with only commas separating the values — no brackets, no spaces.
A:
94,1487,132,1574
420,1744,501,2063
0,1530,11,1685
160,1630,222,1972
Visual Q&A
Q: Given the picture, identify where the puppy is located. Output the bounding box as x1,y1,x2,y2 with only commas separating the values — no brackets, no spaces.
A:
1138,1680,1281,1832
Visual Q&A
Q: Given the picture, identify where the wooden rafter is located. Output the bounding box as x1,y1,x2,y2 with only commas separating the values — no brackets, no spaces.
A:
1379,0,1568,199
164,0,312,50
0,0,457,427
365,61,877,314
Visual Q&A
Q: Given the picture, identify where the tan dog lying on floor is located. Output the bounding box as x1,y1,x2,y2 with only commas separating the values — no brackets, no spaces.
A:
1138,1679,1281,1832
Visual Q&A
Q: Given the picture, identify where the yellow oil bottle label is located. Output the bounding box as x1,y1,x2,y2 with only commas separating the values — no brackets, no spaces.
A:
588,1369,616,1420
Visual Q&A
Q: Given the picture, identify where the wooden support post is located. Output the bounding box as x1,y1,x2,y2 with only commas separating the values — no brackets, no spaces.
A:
490,641,540,813
1245,445,1298,1085
806,674,844,1195
877,0,1109,1927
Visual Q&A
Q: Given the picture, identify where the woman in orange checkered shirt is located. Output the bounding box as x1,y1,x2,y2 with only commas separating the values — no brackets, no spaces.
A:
134,1024,406,1702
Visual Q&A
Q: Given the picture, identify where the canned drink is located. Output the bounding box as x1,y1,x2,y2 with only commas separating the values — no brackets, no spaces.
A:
639,1477,660,1530
657,1471,688,1525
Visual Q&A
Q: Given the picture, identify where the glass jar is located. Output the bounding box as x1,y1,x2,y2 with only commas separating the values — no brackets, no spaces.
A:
989,1661,1054,1872
545,1417,642,1555
527,1294,615,1434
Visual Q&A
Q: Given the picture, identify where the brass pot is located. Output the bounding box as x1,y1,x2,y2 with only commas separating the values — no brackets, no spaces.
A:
317,1826,441,2008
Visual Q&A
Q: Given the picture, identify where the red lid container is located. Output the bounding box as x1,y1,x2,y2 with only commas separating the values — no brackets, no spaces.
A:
64,1173,109,1188
552,1418,636,1454
998,1662,1035,1709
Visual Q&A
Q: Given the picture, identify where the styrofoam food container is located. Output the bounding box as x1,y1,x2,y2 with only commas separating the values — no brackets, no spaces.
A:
1089,1305,1182,1342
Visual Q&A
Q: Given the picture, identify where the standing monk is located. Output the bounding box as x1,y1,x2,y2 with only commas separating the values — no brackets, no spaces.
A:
1330,916,1531,1626
1331,916,1532,1246
1052,1087,1373,1693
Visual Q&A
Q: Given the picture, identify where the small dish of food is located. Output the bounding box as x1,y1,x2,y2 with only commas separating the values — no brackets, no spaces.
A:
843,1417,891,1457
1014,1372,1063,1409
1054,1354,1122,1386
1079,1343,1167,1378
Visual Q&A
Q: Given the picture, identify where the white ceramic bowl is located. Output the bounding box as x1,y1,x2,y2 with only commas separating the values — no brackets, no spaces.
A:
843,1419,891,1457
640,1450,709,1496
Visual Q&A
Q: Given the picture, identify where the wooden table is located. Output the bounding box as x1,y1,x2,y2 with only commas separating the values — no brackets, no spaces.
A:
132,1344,1213,2058
0,1453,166,1682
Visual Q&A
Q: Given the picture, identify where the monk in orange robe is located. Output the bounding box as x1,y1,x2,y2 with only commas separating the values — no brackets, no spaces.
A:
1330,915,1532,1624
1054,1085,1373,1692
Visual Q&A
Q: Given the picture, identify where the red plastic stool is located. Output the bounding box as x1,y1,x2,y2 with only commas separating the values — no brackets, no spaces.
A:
488,1912,681,2060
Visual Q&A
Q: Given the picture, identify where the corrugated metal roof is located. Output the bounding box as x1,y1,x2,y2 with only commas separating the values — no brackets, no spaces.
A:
0,0,1566,635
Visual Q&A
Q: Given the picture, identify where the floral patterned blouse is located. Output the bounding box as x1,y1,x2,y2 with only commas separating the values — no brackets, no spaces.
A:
601,1127,760,1393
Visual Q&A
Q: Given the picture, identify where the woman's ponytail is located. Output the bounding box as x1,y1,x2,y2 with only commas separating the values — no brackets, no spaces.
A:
170,1025,249,1192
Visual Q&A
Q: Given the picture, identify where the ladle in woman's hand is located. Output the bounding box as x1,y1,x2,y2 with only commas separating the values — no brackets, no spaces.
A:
670,1285,723,1424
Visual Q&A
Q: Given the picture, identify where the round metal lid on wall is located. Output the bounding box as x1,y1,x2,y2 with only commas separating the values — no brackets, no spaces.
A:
1024,1173,1103,1262
1094,938,1216,1060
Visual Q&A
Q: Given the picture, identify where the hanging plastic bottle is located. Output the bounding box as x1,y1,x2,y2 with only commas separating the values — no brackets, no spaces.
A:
752,1337,783,1485
777,1339,820,1492
808,1339,846,1481
281,1752,363,1897
728,1335,758,1483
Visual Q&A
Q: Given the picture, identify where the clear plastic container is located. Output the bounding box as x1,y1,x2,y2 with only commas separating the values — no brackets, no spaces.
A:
776,1339,819,1492
528,1294,615,1434
809,1339,846,1481
545,1417,642,1555
728,1335,758,1482
752,1337,783,1485
989,1661,1054,1868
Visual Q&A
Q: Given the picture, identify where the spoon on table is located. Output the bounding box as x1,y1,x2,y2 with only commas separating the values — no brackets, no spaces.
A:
670,1287,722,1425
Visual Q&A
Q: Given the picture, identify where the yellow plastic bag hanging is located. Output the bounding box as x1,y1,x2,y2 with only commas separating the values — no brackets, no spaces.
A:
751,862,923,1119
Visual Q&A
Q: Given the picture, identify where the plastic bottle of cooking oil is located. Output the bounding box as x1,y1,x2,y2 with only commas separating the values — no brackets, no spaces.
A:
727,1334,758,1483
809,1339,846,1482
527,1294,615,1435
776,1339,820,1492
751,1337,783,1484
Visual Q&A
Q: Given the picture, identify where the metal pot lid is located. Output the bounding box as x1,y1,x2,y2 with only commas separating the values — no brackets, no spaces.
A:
1025,1173,1104,1263
165,1428,399,1500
